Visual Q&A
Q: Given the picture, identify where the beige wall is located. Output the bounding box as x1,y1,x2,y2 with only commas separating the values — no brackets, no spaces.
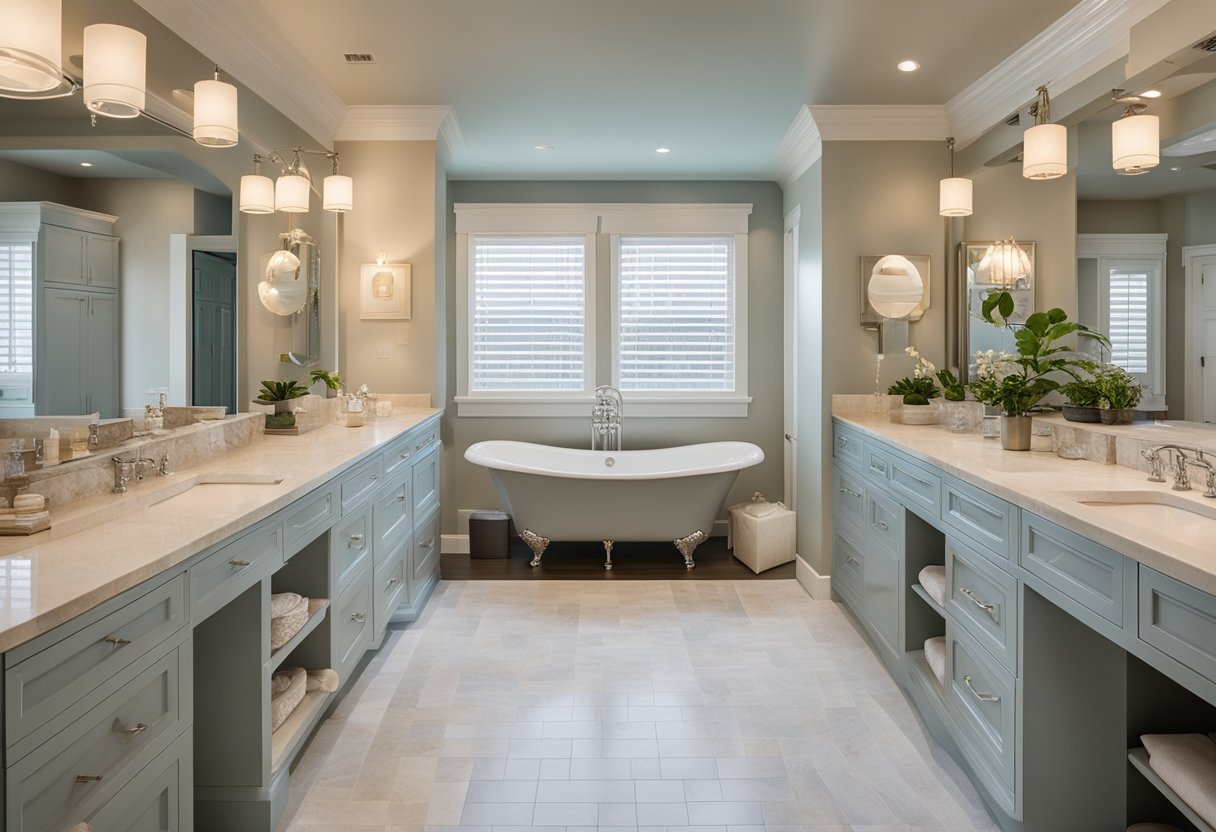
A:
1077,199,1160,235
0,159,77,204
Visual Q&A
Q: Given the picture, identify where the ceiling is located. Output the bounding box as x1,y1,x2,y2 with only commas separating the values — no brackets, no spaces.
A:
0,148,229,192
255,0,1081,179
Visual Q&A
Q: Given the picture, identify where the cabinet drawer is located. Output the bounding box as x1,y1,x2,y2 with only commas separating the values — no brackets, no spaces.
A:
283,485,337,558
947,538,1018,674
942,476,1016,559
865,488,901,553
413,443,440,519
7,646,186,832
946,623,1018,808
832,423,864,469
6,574,186,748
886,451,941,517
374,538,408,635
382,434,415,480
373,470,412,558
1019,514,1124,626
411,509,440,602
831,520,865,606
190,523,281,621
1139,566,1216,686
333,563,373,680
339,456,384,514
332,504,373,593
832,465,866,527
85,729,191,832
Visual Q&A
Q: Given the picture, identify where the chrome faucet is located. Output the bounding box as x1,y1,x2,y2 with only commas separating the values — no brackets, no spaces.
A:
88,422,100,448
112,453,169,493
591,385,623,452
1144,444,1216,498
1185,456,1216,498
112,456,135,493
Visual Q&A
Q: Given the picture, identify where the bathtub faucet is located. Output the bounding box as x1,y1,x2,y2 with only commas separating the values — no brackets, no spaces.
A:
591,385,623,452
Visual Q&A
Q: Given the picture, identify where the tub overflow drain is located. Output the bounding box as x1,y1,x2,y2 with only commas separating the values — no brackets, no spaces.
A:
605,457,615,467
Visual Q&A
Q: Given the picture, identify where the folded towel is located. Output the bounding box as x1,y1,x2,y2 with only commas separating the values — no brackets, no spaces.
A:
924,636,946,688
919,565,946,607
271,667,308,731
1141,733,1216,827
307,668,340,693
270,592,305,618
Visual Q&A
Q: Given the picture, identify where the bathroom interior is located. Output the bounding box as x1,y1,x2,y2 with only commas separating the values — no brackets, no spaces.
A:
3,0,1216,830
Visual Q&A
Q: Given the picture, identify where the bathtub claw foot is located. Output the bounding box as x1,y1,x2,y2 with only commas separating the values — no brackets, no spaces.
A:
674,530,708,570
520,529,550,567
603,539,614,570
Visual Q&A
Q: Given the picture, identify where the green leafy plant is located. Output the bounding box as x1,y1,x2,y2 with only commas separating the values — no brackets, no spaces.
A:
1060,377,1102,408
256,379,310,403
309,369,343,391
887,346,941,405
1093,365,1144,410
936,368,967,402
968,291,1108,416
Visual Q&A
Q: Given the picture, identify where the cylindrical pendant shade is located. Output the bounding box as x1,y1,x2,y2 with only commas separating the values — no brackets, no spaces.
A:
1022,123,1067,180
193,78,239,147
0,0,71,98
83,24,146,118
1112,113,1159,176
239,174,274,214
323,174,353,212
275,173,310,213
939,177,973,217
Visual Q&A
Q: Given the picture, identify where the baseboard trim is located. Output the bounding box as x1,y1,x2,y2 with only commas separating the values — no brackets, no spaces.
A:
795,555,832,600
441,534,469,554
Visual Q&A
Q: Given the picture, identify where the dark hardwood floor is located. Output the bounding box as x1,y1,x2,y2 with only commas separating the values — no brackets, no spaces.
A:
441,536,795,580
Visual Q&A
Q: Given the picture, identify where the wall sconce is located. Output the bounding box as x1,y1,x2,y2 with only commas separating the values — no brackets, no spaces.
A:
939,137,973,217
1022,85,1067,180
240,147,353,215
1111,90,1159,176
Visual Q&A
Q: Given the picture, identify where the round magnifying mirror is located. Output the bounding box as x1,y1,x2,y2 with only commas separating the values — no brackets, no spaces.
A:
258,248,307,316
867,254,924,319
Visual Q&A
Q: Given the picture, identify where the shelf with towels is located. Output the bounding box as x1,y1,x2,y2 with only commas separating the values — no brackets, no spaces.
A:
1129,747,1216,832
911,583,945,618
268,599,329,672
271,689,331,775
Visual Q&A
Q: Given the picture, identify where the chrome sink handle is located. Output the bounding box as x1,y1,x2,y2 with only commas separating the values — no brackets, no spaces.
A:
1142,447,1165,483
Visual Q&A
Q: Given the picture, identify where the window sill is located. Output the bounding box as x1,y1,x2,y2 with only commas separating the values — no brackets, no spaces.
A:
455,395,751,418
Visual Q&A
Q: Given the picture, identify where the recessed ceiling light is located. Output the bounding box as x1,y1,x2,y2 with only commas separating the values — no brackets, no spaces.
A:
533,144,554,151
1170,166,1181,171
897,60,920,72
655,147,671,154
79,162,93,167
1141,89,1163,99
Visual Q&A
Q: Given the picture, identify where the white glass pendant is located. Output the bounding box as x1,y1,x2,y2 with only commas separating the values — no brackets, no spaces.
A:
1022,123,1067,180
259,249,307,315
939,177,972,217
1112,113,1159,176
275,173,310,213
0,0,73,99
83,24,146,118
323,174,353,212
193,77,239,147
239,174,274,214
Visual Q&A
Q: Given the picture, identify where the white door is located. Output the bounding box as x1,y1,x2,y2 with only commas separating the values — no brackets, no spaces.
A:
1187,248,1216,422
783,211,800,507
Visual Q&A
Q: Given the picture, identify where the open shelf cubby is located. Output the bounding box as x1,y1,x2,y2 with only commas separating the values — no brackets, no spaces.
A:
271,688,331,775
903,511,945,654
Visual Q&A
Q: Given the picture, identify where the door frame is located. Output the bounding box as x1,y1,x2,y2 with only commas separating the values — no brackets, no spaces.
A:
169,234,237,407
783,206,801,508
1184,244,1216,422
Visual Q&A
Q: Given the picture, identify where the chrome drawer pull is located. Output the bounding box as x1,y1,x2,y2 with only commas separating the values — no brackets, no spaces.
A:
228,559,251,569
963,675,1000,703
396,494,407,502
349,533,364,544
120,722,148,736
846,555,861,566
75,774,104,783
872,461,887,475
874,520,889,531
959,587,1000,624
839,486,861,498
838,436,850,447
370,473,379,481
386,577,399,588
420,538,434,549
102,635,130,647
350,612,366,623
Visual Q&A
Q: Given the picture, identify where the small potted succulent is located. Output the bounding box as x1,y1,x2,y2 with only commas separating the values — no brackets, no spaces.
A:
255,379,310,429
1093,365,1145,424
888,347,941,425
1059,376,1103,423
935,368,970,432
309,369,343,398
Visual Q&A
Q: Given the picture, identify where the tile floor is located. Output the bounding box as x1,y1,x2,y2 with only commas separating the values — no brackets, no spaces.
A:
278,579,998,832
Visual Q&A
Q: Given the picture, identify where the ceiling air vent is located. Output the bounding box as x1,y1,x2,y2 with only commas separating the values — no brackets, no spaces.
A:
1003,110,1022,128
343,53,376,64
1194,35,1216,52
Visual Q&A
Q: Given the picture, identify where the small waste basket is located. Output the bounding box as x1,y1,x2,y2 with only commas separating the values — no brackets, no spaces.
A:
729,493,795,574
469,510,510,559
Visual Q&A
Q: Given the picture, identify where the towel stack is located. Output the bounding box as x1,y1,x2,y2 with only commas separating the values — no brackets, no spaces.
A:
919,565,946,607
270,668,341,731
1141,732,1216,828
924,636,946,688
270,592,310,650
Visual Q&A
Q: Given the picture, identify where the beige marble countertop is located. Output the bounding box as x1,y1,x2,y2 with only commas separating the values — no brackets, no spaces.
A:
0,408,441,653
834,413,1216,597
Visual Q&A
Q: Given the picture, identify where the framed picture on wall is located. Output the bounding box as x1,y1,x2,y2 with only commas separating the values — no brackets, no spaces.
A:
360,262,411,320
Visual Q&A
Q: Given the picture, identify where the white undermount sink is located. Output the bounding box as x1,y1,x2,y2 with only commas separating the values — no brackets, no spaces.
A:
1061,490,1216,546
147,472,285,507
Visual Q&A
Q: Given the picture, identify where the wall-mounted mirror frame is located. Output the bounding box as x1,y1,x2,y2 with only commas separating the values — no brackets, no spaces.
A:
958,240,1036,381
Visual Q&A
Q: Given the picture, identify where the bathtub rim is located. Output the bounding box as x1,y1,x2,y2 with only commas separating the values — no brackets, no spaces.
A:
464,439,764,481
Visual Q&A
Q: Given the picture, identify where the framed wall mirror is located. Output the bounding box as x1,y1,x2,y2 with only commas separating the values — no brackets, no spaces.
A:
959,240,1036,381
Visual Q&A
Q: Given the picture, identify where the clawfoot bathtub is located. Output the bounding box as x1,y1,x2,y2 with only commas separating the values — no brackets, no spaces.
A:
464,440,764,570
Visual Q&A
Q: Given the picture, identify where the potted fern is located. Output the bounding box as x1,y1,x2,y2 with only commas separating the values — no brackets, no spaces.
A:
887,347,941,424
1093,365,1145,424
309,369,343,398
254,379,310,429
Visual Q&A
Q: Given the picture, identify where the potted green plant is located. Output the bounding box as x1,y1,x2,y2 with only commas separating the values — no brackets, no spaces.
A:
888,346,941,424
1092,365,1145,424
935,368,971,432
309,369,343,398
968,291,1108,450
254,379,310,429
1059,376,1103,423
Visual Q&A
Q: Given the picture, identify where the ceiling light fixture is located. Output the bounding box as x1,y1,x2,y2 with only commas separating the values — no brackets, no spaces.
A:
79,161,92,167
1022,85,1067,180
0,0,75,98
533,144,554,151
83,23,146,118
655,147,671,154
240,147,353,215
1111,89,1159,176
939,137,973,217
977,239,1032,289
1140,89,1162,99
897,60,920,72
192,65,238,147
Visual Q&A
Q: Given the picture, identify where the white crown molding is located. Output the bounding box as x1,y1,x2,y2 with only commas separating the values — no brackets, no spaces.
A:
772,106,822,190
945,0,1172,148
133,0,348,146
336,105,460,147
808,105,950,141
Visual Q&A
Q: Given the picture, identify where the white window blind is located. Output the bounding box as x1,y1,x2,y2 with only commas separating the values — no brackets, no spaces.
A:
0,243,33,376
471,236,586,392
1107,266,1150,375
617,236,734,392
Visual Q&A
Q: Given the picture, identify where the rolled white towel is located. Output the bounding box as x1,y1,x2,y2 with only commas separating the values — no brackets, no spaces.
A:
307,668,340,693
1141,733,1216,827
919,565,946,607
270,592,305,619
924,636,946,688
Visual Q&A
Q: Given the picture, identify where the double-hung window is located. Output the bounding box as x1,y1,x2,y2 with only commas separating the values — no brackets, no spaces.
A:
0,242,33,381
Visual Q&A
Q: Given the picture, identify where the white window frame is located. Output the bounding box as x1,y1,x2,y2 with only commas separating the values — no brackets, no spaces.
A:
454,203,752,418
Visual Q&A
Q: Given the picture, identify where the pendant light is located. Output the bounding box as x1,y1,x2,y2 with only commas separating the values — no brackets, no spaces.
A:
239,155,274,214
976,239,1032,289
0,0,74,99
939,137,973,217
1022,85,1067,180
82,23,146,118
323,156,353,213
1112,101,1159,176
193,66,239,148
